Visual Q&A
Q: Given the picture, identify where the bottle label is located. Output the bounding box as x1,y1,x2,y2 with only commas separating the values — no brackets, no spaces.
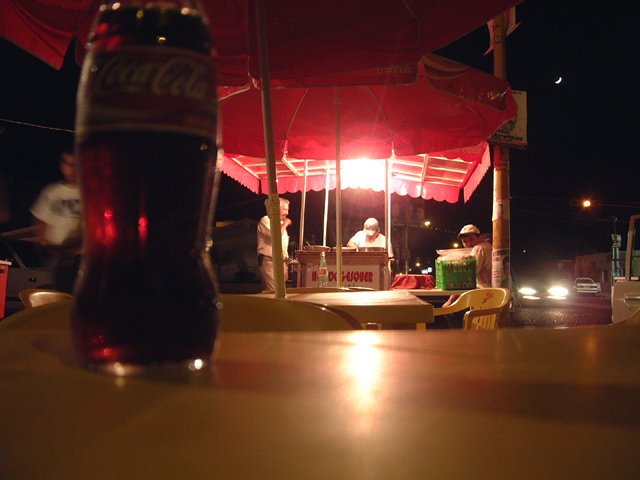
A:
76,46,217,138
317,268,327,275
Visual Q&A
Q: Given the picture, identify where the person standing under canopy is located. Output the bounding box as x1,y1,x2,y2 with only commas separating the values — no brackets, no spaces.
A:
257,198,291,291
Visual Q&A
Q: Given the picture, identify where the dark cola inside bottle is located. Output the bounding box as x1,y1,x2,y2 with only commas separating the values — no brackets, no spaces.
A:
72,0,219,372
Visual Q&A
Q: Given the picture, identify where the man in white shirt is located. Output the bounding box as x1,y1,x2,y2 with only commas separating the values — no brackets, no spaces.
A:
458,224,492,289
30,151,83,293
442,224,492,328
347,218,393,257
257,198,291,291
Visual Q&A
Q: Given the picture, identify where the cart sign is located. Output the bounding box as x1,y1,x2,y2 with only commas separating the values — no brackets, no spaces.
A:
307,266,381,289
490,90,527,149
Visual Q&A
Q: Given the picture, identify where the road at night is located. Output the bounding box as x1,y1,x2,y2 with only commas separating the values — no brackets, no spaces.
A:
512,295,612,328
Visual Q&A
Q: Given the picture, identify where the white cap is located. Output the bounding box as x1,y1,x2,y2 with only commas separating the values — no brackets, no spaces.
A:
458,224,480,238
363,218,379,236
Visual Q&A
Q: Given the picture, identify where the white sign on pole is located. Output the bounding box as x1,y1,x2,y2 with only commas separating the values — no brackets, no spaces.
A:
490,90,527,149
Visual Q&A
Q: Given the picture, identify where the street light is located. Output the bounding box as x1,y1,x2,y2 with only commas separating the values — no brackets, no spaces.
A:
578,199,640,209
573,199,634,278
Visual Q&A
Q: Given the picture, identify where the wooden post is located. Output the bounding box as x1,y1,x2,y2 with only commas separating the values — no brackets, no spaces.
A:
491,12,511,326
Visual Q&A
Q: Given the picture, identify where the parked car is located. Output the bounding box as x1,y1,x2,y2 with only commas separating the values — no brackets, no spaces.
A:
573,277,601,296
0,236,56,314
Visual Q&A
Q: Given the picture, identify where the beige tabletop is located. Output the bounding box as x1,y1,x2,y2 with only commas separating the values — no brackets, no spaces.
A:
1,303,640,479
404,287,471,297
281,289,434,325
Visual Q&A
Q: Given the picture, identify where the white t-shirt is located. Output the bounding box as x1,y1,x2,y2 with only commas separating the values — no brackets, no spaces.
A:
256,215,289,258
472,240,492,288
348,231,393,257
30,182,82,246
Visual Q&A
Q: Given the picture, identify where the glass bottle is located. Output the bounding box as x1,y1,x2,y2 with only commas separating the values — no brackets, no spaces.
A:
71,0,219,374
317,252,328,287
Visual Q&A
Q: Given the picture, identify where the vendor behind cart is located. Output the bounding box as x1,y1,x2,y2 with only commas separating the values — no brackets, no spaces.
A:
347,218,394,258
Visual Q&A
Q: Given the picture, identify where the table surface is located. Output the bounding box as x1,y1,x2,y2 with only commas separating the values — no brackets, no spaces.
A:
2,303,640,479
257,289,434,324
405,287,471,296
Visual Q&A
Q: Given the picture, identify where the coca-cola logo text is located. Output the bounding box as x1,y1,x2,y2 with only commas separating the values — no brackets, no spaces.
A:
375,64,414,75
94,54,210,101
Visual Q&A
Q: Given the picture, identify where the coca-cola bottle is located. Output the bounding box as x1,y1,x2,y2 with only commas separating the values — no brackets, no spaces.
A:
72,0,219,373
317,252,328,287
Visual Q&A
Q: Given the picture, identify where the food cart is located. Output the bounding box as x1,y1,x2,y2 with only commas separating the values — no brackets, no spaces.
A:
296,247,390,290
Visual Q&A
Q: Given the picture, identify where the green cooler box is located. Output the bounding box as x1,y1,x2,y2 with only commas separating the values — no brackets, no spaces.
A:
435,258,476,290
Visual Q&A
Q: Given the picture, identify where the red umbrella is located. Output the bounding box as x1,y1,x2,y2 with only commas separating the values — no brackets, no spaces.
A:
1,0,522,295
218,53,517,285
1,0,524,82
219,54,517,202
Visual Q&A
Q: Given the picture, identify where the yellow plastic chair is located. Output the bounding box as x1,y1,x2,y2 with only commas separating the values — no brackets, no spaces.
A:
19,289,74,309
1,301,71,331
433,288,510,330
219,294,363,332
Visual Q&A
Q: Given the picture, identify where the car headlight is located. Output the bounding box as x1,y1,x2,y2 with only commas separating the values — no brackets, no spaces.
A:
519,287,537,296
548,286,569,297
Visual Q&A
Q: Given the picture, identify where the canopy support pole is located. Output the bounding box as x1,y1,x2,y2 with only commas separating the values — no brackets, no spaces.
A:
335,87,343,287
207,102,224,234
323,169,329,246
203,101,224,295
299,160,308,249
255,0,286,298
385,157,391,287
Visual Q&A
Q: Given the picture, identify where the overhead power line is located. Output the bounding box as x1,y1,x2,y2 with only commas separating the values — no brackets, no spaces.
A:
0,118,74,133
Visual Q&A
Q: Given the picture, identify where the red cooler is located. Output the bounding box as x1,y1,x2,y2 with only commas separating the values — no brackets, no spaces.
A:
0,260,10,318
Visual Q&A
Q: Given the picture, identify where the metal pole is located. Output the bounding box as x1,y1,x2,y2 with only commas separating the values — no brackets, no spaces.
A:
385,157,391,289
201,101,225,295
335,87,343,287
612,216,621,280
385,157,390,252
299,160,307,248
491,12,511,324
323,169,329,246
255,0,285,298
208,102,224,236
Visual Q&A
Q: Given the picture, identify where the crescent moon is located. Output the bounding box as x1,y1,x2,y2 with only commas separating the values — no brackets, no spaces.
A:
555,77,563,84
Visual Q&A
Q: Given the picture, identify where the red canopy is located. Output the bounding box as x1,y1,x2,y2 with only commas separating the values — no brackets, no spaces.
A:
221,142,491,204
0,0,523,296
1,0,524,84
218,54,517,203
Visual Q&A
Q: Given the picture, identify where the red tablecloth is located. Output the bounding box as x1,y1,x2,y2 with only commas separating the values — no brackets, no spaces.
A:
391,274,435,290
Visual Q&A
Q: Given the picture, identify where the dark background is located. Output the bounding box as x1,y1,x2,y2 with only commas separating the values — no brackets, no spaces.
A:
1,0,638,278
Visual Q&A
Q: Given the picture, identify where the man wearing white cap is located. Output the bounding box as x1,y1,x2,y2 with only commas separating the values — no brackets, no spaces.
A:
347,218,393,257
457,224,492,289
441,224,492,326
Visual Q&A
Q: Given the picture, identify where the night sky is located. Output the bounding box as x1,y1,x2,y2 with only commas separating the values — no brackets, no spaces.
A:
1,0,638,277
